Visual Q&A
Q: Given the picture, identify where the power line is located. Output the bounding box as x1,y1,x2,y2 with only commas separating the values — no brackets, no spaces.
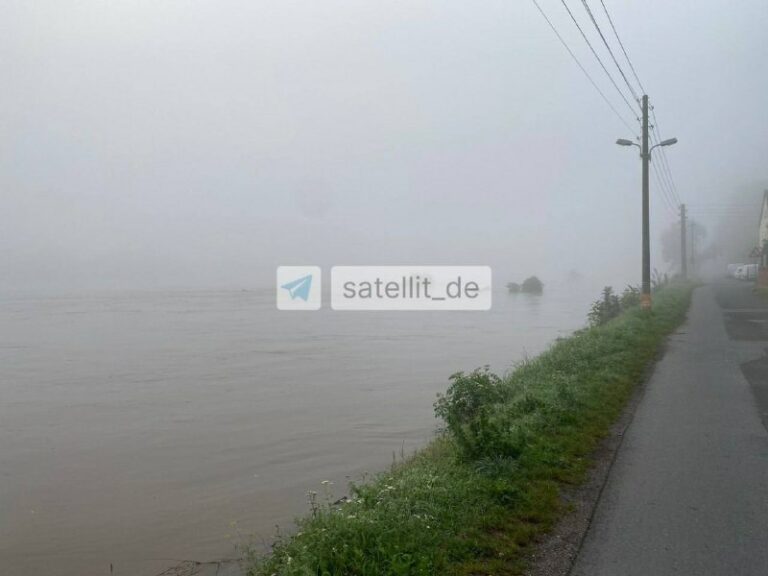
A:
687,203,755,208
649,135,680,211
581,0,682,212
579,0,641,103
650,154,679,216
687,208,756,213
649,127,680,206
644,122,679,209
557,0,640,119
598,0,646,94
656,144,680,206
532,0,684,221
650,108,681,205
529,0,638,134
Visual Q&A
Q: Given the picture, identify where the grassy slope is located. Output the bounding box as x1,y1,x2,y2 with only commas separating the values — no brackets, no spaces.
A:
249,284,692,576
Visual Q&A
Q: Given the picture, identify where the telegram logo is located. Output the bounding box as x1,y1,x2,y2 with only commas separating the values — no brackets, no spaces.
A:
276,267,321,310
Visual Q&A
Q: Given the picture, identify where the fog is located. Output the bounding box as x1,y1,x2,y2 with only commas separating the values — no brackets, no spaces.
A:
2,0,767,293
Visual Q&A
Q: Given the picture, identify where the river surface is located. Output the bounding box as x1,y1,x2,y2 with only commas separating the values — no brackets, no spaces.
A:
0,282,601,575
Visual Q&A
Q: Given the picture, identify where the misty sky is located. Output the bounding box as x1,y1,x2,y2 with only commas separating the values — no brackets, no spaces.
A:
2,0,767,292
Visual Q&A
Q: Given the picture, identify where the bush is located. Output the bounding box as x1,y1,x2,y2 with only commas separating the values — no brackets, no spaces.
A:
588,285,643,328
521,276,543,293
434,368,513,460
588,286,621,327
651,269,669,292
620,285,641,309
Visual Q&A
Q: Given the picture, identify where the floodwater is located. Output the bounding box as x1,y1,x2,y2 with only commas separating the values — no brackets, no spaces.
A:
0,282,600,575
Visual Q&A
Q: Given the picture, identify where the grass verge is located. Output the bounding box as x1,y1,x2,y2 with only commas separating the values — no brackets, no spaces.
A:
248,283,693,576
753,285,768,300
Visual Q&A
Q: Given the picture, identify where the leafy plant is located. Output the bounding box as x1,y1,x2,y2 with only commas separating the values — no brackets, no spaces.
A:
588,286,621,327
620,285,641,309
434,368,513,460
651,268,669,292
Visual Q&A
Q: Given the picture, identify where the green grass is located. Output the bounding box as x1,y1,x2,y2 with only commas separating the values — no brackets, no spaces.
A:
247,283,693,576
753,285,768,299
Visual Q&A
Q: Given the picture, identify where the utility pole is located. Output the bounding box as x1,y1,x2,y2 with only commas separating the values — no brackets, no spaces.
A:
616,96,677,309
641,95,651,309
680,204,687,280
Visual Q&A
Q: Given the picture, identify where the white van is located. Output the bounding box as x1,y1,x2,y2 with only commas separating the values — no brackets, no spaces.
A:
735,264,758,280
727,264,745,278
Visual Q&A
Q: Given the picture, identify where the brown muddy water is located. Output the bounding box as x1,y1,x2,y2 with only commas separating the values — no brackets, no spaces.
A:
0,283,600,575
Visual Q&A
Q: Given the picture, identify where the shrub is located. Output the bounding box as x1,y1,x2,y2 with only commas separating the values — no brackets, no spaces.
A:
588,286,621,327
651,268,669,292
434,368,512,460
521,276,543,293
620,285,641,309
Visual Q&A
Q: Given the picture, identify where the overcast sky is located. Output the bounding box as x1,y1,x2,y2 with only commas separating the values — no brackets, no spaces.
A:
2,0,767,292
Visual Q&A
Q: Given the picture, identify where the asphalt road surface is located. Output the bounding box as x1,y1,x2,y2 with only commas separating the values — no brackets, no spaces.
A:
572,281,768,576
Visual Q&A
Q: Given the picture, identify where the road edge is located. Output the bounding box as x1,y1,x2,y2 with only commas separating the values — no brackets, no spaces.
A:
523,338,675,576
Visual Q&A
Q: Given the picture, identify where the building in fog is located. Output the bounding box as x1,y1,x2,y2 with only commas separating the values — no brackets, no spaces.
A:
758,191,768,282
759,191,768,249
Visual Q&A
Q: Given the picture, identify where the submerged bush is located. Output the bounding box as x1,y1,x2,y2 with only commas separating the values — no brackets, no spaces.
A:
521,276,543,293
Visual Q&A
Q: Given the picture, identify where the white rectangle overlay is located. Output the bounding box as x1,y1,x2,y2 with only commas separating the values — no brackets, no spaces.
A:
331,266,491,311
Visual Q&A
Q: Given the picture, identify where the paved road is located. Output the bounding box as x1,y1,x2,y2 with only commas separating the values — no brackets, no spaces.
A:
572,282,768,576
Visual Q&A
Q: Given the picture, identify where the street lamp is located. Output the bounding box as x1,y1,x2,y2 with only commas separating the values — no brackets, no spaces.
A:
615,137,677,153
616,95,678,310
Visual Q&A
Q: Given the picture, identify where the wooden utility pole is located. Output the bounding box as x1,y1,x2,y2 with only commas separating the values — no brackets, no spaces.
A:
641,95,651,309
616,95,677,307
